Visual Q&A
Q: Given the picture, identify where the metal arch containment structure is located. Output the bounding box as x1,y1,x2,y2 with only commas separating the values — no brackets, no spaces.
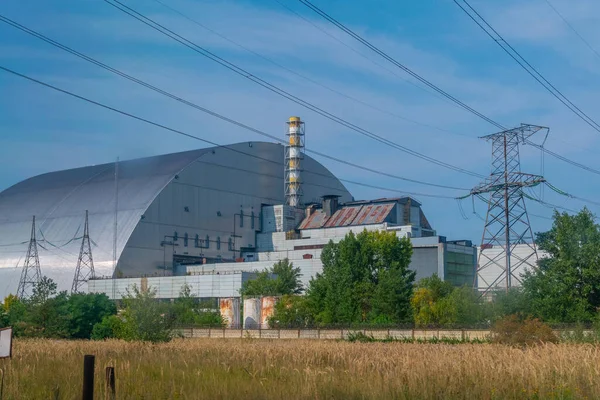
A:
469,124,548,295
0,142,351,295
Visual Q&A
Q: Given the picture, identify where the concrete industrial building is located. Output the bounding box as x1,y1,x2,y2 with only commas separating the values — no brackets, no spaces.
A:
0,117,477,300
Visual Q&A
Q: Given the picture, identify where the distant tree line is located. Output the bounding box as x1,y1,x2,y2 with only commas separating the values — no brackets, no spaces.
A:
3,208,600,341
251,208,600,329
0,281,222,343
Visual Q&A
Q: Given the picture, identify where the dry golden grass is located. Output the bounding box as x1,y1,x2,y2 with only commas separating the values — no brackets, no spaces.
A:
1,339,600,399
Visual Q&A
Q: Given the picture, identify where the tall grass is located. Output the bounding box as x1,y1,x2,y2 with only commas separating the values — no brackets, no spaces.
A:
1,339,600,399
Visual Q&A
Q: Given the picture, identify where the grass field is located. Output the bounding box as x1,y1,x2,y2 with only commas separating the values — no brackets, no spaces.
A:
2,339,600,399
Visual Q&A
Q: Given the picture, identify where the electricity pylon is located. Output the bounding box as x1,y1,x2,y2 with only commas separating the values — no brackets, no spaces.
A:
471,124,548,295
71,210,95,294
17,215,42,299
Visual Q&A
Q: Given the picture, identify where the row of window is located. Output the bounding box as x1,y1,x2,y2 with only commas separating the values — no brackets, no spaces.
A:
173,232,234,251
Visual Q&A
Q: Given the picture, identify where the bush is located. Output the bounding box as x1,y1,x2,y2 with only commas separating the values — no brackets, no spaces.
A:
491,315,558,346
91,315,124,340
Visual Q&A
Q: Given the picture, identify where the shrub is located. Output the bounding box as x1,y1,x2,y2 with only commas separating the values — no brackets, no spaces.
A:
492,315,558,346
91,315,124,340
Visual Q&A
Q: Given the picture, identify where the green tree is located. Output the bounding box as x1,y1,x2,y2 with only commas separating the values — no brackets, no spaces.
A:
240,258,303,296
411,275,483,327
482,288,531,323
68,293,116,339
172,285,223,326
307,230,414,324
411,275,455,326
522,208,600,323
22,277,71,338
118,285,173,342
268,295,315,328
91,315,125,340
0,295,27,335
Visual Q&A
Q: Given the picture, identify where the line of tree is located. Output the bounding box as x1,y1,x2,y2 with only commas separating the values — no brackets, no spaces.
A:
259,209,600,328
0,281,222,343
3,208,599,339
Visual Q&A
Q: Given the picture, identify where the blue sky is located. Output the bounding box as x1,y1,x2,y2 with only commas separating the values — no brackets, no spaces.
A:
1,0,599,244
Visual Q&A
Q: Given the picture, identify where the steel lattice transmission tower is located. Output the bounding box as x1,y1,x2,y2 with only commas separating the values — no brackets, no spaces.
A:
71,210,95,294
471,124,548,295
17,215,42,299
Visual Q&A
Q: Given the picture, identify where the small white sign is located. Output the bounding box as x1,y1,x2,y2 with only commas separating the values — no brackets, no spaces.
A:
0,327,13,358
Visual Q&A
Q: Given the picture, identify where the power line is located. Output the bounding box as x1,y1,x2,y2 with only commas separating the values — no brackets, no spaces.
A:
296,0,506,130
0,64,459,202
272,0,475,116
543,0,600,62
0,15,469,191
154,0,471,139
544,182,600,207
453,0,600,134
524,139,600,176
101,0,484,179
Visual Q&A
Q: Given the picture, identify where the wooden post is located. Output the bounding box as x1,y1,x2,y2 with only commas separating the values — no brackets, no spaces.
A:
82,355,95,400
105,367,116,400
0,368,4,400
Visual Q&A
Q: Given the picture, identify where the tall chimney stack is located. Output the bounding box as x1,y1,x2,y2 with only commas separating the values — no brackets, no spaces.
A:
285,116,305,208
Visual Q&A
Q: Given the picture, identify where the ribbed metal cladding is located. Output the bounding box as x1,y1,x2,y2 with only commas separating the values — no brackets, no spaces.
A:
0,142,351,297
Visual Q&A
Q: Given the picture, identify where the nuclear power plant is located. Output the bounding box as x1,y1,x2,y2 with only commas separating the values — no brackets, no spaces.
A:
0,117,478,320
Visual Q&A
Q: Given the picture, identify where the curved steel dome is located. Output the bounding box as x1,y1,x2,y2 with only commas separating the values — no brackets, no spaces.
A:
0,142,351,296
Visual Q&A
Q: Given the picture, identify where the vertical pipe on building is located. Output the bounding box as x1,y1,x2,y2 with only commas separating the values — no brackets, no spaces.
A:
285,117,305,208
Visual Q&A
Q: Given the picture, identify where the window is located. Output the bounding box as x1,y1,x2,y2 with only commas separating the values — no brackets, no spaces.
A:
240,210,244,228
217,236,221,250
228,237,233,251
251,211,255,229
173,231,178,241
205,235,210,249
195,234,199,248
184,233,188,247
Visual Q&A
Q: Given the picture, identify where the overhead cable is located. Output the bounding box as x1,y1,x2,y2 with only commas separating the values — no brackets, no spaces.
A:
0,15,471,190
453,0,600,133
524,139,600,176
543,0,600,62
296,0,506,130
0,64,459,202
544,182,600,207
101,0,484,179
154,0,470,139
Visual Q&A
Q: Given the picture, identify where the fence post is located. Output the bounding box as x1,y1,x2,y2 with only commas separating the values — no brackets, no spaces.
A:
105,367,116,400
0,368,4,400
82,355,95,400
